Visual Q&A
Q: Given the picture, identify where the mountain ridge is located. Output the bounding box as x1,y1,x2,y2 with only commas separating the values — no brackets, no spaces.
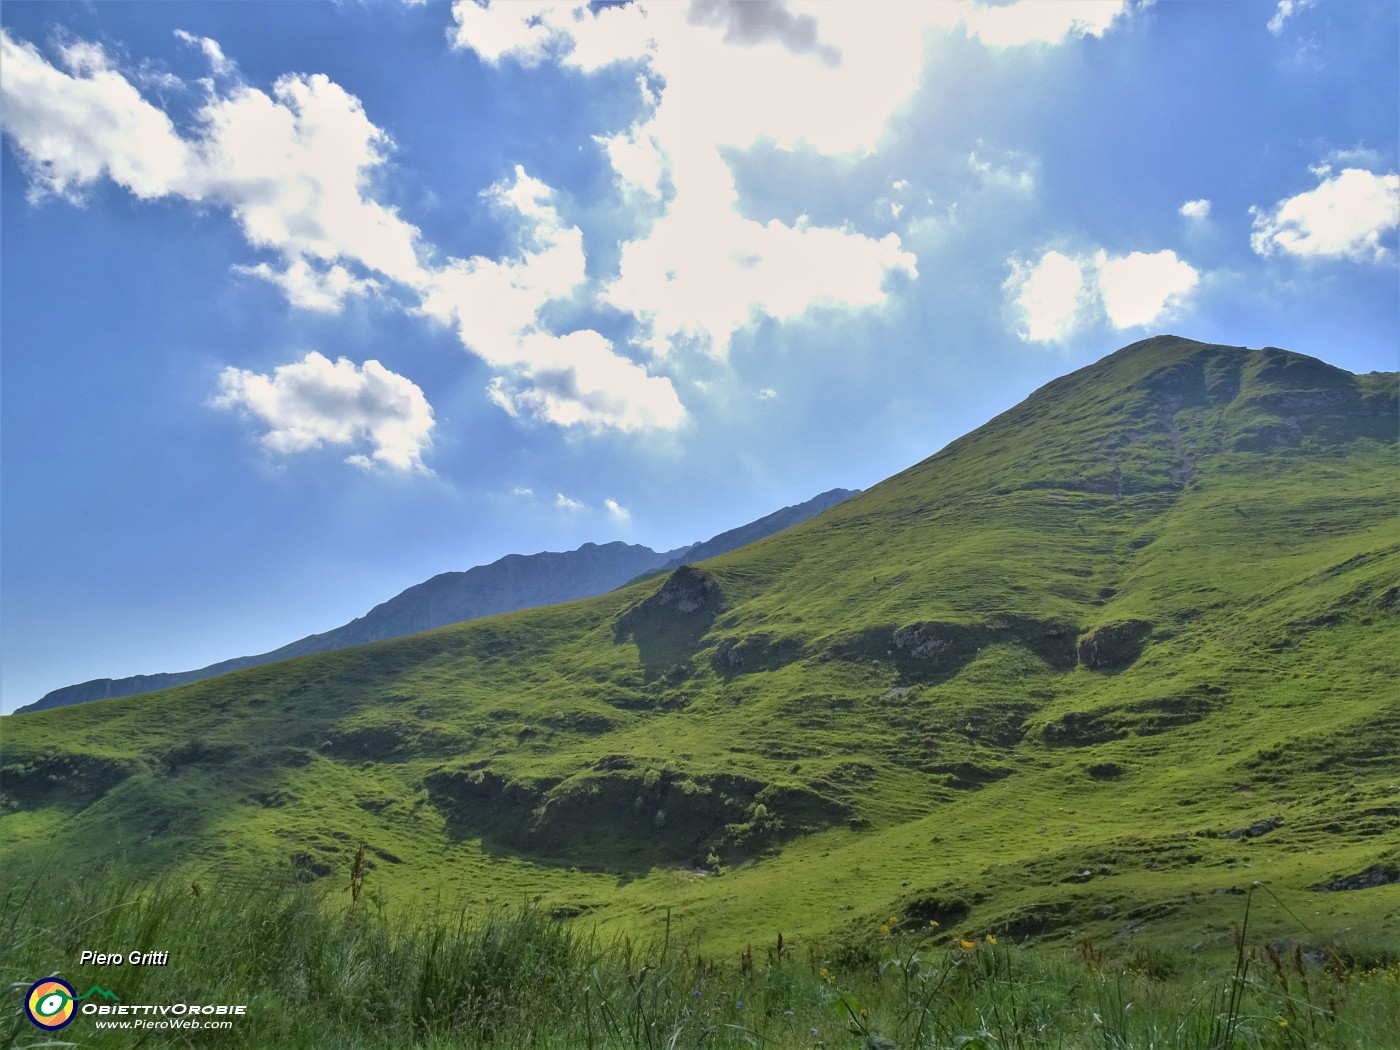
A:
14,488,858,714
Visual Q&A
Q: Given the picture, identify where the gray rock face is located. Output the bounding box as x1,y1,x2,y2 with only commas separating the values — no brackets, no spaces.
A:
892,624,954,660
1076,620,1153,670
16,488,857,715
1310,863,1400,892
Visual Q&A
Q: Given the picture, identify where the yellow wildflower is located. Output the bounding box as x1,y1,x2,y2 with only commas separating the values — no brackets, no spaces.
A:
986,935,997,945
959,939,977,950
880,923,890,934
929,919,939,927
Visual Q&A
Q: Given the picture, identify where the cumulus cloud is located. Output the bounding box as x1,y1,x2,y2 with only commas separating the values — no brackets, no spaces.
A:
1006,247,1201,342
448,1,653,72
1250,166,1400,263
443,2,1140,365
607,206,916,358
594,116,667,199
967,148,1037,195
451,5,938,359
554,492,585,511
0,29,426,308
1094,249,1200,329
234,259,382,312
213,351,435,472
174,29,235,76
1004,250,1090,343
1267,0,1315,35
603,498,630,522
1,31,687,436
1179,198,1211,220
419,168,686,431
192,73,426,293
417,167,587,365
0,31,194,202
485,330,687,432
686,0,840,64
960,0,1134,48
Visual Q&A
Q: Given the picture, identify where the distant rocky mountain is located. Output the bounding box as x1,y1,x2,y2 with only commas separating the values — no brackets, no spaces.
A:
15,488,857,714
655,487,854,572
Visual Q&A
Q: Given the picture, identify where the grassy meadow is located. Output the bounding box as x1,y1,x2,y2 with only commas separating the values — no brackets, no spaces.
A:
3,873,1399,1049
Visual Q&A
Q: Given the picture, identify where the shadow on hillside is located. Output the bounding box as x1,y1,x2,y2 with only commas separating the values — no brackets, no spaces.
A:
422,761,850,879
612,566,722,682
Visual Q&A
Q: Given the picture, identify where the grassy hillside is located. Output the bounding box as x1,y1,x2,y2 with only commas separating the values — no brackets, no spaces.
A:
3,335,1397,963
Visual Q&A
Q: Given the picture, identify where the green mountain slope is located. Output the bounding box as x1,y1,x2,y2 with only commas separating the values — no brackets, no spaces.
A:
3,336,1396,955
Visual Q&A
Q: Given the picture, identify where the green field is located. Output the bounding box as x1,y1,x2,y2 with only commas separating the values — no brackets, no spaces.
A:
3,336,1397,1046
4,875,1399,1048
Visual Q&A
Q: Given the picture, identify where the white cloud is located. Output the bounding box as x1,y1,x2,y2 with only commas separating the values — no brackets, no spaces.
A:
594,117,667,199
961,0,1133,48
0,30,194,202
445,2,1139,361
0,30,427,308
604,498,630,522
448,1,653,72
449,5,951,359
1250,166,1400,263
234,259,381,312
420,169,686,431
756,387,778,400
1267,0,1315,35
213,351,435,473
486,330,686,432
1179,198,1211,220
190,73,427,292
1094,249,1200,329
607,203,917,358
1004,250,1089,342
1326,146,1384,169
967,148,1037,195
0,32,687,436
1006,247,1201,342
417,166,588,366
174,29,235,76
555,492,585,511
511,486,534,497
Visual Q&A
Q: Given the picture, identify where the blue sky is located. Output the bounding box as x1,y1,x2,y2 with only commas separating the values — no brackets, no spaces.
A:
2,0,1396,712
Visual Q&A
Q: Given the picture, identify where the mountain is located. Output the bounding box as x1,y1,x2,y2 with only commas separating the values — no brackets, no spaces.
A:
653,487,854,572
4,337,1396,955
14,489,858,714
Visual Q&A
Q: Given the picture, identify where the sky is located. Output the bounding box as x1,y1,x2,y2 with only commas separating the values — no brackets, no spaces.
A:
1,0,1396,713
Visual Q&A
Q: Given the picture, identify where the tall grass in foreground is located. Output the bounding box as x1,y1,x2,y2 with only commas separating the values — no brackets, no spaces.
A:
2,873,1397,1049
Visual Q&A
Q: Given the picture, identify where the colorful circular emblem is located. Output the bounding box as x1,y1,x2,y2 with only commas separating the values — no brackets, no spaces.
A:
25,978,77,1030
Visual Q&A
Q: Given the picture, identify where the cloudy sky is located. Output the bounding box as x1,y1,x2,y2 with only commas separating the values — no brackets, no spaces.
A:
2,0,1396,712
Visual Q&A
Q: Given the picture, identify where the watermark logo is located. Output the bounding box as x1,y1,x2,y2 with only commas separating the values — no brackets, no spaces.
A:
25,979,77,1030
24,979,120,1029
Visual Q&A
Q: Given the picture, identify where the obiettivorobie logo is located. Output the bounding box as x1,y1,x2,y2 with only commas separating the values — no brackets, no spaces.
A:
24,978,120,1030
22,977,247,1032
